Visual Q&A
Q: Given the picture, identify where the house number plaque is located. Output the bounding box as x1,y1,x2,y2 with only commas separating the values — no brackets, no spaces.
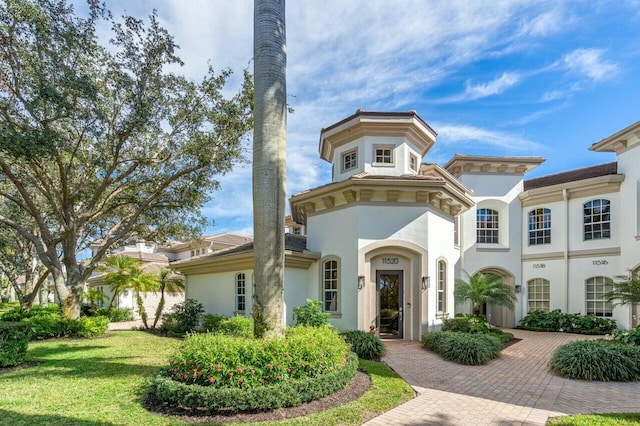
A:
382,257,399,264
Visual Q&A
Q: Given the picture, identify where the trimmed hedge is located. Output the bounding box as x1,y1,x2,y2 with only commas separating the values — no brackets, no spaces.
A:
0,322,31,367
149,326,357,411
341,330,385,359
421,331,501,365
549,339,640,381
518,310,616,335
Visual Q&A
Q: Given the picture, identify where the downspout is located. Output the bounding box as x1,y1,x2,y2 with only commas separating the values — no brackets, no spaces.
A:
563,189,569,312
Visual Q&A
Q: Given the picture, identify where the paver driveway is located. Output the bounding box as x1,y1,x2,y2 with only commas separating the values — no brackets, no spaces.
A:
365,329,640,425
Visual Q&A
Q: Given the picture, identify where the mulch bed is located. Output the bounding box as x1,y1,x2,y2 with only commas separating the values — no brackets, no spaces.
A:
503,337,522,348
144,369,371,424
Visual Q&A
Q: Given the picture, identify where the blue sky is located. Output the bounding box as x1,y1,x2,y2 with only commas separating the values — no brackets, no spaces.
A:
92,1,640,236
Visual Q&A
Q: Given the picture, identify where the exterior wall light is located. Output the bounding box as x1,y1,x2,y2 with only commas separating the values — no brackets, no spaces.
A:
357,275,365,290
421,276,430,292
515,285,522,293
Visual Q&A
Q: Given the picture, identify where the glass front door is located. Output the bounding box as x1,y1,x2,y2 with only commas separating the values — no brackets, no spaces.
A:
377,270,403,338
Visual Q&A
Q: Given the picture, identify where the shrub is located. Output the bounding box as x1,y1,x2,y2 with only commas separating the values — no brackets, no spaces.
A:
202,314,253,338
0,304,61,321
95,308,133,322
148,326,357,411
421,331,501,365
341,330,385,359
442,314,492,334
488,329,514,345
549,339,640,381
160,299,204,336
612,326,640,345
0,322,31,367
74,316,109,338
518,310,616,335
23,314,108,340
293,299,330,327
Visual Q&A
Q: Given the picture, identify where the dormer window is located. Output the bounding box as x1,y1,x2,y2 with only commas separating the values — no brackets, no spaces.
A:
409,153,418,171
374,145,394,165
341,149,357,173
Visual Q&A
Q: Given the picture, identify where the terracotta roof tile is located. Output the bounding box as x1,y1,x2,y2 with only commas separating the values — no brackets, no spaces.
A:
523,162,618,191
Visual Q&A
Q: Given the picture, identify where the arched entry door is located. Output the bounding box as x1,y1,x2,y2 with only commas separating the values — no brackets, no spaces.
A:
475,267,516,328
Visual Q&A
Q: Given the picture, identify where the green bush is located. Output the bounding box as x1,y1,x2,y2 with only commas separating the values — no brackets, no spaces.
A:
202,314,253,338
74,316,109,338
612,326,640,345
23,314,108,340
95,308,133,322
160,299,204,336
0,304,61,321
149,326,357,411
518,309,616,335
0,322,31,367
549,339,640,381
442,314,492,333
341,330,385,359
421,331,501,365
293,299,331,327
488,329,514,345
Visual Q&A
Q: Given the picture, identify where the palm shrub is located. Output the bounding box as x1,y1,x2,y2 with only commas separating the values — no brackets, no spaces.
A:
421,331,501,365
293,299,330,327
454,271,515,316
549,339,640,381
148,326,357,411
341,330,385,359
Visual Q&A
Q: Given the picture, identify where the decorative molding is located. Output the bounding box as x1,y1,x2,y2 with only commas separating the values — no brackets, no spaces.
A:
568,247,621,259
476,246,510,253
520,174,624,207
522,252,564,261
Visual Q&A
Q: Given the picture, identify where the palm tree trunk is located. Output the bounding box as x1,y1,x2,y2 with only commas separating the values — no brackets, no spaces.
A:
135,291,149,329
152,286,166,329
252,0,287,338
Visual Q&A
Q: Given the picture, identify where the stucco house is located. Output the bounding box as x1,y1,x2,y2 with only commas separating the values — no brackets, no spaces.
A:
172,111,640,338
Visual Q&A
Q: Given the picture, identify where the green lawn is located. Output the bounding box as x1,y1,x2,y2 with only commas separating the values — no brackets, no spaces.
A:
548,413,640,425
0,331,413,425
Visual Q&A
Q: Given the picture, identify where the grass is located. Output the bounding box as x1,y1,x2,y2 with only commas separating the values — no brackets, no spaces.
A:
548,413,640,425
0,331,414,425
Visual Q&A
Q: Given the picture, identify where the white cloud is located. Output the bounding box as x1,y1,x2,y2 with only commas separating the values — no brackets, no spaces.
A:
561,48,618,81
443,72,522,102
435,124,543,151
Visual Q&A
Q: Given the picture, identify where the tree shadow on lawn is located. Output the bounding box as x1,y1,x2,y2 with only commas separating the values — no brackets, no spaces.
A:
1,357,162,381
27,344,110,359
0,409,116,426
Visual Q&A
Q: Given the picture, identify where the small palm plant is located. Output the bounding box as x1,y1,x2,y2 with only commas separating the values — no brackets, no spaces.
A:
454,271,516,316
606,274,640,306
152,268,185,329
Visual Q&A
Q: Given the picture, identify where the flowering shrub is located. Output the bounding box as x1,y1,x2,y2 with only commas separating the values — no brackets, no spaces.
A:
148,326,357,411
518,310,616,335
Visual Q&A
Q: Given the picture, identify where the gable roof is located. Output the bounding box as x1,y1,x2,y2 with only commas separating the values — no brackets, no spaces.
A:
523,162,618,191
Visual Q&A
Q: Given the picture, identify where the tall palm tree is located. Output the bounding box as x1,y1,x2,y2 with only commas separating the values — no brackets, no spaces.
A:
252,0,287,338
152,268,185,329
454,271,516,316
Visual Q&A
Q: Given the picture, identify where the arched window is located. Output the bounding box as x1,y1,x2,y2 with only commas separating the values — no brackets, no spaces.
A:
586,276,613,317
477,208,499,243
528,208,551,245
235,273,246,312
322,259,339,312
583,199,611,240
437,260,447,314
527,278,550,312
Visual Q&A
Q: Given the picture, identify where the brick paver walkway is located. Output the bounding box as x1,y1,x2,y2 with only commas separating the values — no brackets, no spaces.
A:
365,329,640,425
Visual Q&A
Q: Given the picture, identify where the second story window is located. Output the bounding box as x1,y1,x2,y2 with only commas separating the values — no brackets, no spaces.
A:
477,208,499,244
409,153,418,171
374,146,393,164
341,149,357,172
584,199,611,240
528,208,551,245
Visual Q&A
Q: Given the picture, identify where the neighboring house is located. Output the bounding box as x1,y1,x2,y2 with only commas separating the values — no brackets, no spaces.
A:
172,111,640,338
86,233,252,319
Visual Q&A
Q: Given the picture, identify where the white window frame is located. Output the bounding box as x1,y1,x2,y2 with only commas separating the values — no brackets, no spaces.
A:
527,278,550,312
373,145,394,166
321,256,340,313
528,208,551,245
583,199,611,241
477,208,499,244
409,153,418,172
437,259,447,315
341,148,358,173
235,273,246,312
585,276,613,317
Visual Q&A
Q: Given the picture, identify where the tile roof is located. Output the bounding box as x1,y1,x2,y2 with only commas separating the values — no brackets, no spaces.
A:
523,162,618,191
170,234,308,265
